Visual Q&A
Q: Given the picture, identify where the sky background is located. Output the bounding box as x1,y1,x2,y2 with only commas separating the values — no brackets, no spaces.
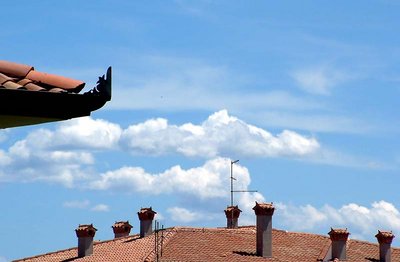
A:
1,1,400,260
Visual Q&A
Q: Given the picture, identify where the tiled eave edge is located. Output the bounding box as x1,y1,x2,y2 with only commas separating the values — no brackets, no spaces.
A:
0,67,111,128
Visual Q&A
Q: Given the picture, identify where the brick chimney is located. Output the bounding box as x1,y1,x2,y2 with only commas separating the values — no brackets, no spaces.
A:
328,228,349,261
376,230,395,262
137,207,157,238
224,205,242,229
253,202,275,258
75,224,97,258
112,221,133,238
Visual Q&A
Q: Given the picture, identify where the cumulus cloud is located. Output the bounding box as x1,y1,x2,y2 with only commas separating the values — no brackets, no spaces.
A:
2,138,94,187
89,157,249,199
167,207,201,223
276,200,400,241
292,67,347,96
120,110,319,158
23,117,122,151
89,157,265,224
0,111,319,187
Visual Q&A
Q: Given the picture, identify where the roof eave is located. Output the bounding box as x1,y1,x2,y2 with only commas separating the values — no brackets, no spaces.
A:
0,67,112,129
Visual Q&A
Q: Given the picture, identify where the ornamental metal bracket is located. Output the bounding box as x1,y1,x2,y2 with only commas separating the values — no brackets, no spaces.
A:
84,66,112,101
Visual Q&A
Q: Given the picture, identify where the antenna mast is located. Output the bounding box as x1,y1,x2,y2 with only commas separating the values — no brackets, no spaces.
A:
230,159,257,207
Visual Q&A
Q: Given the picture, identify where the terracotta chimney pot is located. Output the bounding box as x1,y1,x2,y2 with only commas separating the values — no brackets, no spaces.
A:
138,207,157,238
224,205,242,229
75,224,97,258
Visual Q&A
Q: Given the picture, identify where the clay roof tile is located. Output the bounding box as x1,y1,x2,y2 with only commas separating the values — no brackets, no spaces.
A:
0,60,33,78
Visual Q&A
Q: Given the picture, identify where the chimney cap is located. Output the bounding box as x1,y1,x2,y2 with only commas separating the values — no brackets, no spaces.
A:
253,202,275,216
376,230,395,244
224,205,242,218
75,224,97,238
112,221,133,234
328,228,350,241
138,207,157,221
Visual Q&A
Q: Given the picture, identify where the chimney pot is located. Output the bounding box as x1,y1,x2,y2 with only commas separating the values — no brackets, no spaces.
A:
328,228,349,260
224,205,242,229
137,207,157,238
112,221,133,238
376,230,395,262
253,202,275,258
75,224,97,258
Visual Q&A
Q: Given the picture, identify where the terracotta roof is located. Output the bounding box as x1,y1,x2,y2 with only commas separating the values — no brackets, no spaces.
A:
14,226,400,262
0,60,111,128
0,60,85,93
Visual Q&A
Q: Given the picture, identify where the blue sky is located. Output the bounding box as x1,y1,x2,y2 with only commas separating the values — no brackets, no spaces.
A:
1,1,400,260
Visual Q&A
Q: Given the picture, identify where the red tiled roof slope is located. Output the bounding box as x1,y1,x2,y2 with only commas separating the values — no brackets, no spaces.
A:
15,227,400,262
15,234,158,262
0,60,85,93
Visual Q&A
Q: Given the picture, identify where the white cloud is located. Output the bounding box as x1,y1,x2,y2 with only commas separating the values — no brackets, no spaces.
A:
91,204,110,212
0,256,8,262
24,117,122,150
63,200,90,209
89,157,247,199
121,110,320,158
292,67,347,96
167,207,200,223
275,200,400,241
89,157,265,225
0,111,321,187
55,117,122,150
0,130,8,143
0,150,11,166
63,200,109,212
2,137,94,187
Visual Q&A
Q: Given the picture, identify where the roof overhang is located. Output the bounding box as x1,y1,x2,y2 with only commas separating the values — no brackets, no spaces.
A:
0,67,112,129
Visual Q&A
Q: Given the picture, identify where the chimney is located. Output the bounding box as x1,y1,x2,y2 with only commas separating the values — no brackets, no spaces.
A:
75,224,97,258
224,205,242,229
328,228,349,260
376,230,395,262
112,221,133,238
137,207,157,238
253,202,275,258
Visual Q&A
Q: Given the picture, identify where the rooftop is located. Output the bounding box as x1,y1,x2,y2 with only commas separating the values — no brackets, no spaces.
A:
14,226,400,262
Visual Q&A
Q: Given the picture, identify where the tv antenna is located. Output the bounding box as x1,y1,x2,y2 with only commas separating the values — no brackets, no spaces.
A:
230,159,257,206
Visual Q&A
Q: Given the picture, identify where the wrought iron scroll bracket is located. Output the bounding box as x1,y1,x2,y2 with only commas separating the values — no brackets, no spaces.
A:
84,66,112,101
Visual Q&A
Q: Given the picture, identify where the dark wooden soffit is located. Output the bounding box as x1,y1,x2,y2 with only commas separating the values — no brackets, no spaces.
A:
0,67,112,129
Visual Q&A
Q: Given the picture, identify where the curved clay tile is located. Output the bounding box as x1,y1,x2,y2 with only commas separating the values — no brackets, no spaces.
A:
0,60,33,78
26,70,85,92
0,72,13,85
48,87,68,93
3,81,25,90
18,79,46,91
